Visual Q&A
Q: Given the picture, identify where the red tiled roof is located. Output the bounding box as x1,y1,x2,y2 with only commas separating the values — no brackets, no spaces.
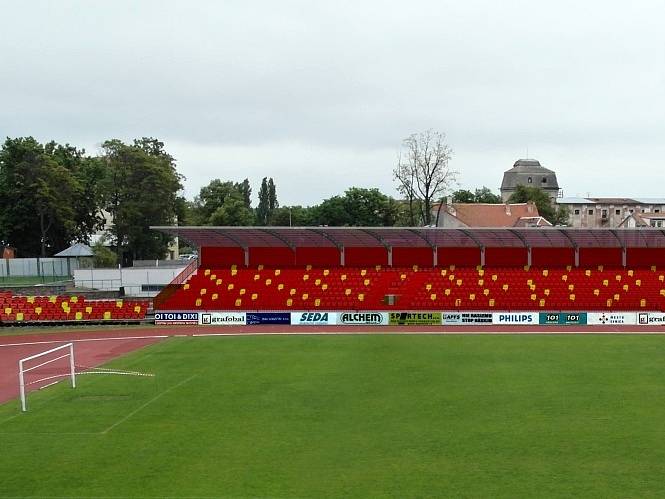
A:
440,202,543,227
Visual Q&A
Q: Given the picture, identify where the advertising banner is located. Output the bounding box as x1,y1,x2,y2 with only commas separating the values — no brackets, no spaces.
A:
291,312,336,325
200,312,246,325
388,312,442,325
539,312,588,325
587,312,637,325
492,313,539,325
442,312,493,325
154,311,199,325
337,312,389,325
638,312,665,325
246,312,291,325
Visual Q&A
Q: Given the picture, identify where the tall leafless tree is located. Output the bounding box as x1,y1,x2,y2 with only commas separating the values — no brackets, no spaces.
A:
394,129,457,226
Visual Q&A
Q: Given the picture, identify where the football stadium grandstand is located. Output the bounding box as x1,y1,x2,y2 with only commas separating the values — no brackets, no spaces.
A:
153,226,665,313
0,291,148,323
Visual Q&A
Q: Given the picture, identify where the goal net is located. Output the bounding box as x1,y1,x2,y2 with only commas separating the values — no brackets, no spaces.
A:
18,343,76,412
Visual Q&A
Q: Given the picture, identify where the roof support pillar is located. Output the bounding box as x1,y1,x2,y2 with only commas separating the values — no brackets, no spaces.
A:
527,247,532,267
433,247,438,267
480,247,486,267
388,246,393,267
340,246,345,267
575,247,579,268
244,248,249,267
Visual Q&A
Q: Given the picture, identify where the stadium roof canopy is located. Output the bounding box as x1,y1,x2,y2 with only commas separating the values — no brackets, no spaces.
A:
151,226,665,249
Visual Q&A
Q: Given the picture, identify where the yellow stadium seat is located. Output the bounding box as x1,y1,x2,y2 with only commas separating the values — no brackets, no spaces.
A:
252,293,258,301
275,269,281,276
375,265,382,271
231,265,237,271
598,265,604,271
265,279,272,286
539,299,545,307
184,283,190,290
426,284,432,291
615,275,621,281
200,288,207,296
562,275,568,282
502,284,509,291
358,294,365,302
542,269,548,277
75,312,82,320
524,265,530,271
306,265,312,271
623,284,629,292
278,283,284,291
195,298,202,307
530,294,537,301
455,298,461,307
614,294,620,301
301,293,308,300
364,279,370,286
445,289,451,296
239,288,246,295
231,269,237,276
135,305,142,313
342,274,348,281
492,275,497,281
27,296,35,304
228,283,234,291
315,299,321,307
449,265,455,271
36,307,43,315
315,279,321,286
103,311,111,320
400,274,406,281
323,269,329,276
478,279,484,286
254,274,260,281
594,289,600,296
636,279,642,287
478,269,485,277
204,269,210,276
585,270,591,277
361,269,367,277
483,289,490,296
235,299,242,307
448,275,455,281
489,299,495,307
530,284,536,291
527,279,533,286
544,289,550,296
16,313,24,321
430,293,436,301
660,275,665,282
322,284,328,291
456,279,462,287
568,284,574,291
216,279,222,285
212,293,218,301
566,265,572,271
286,298,293,307
440,269,447,276
290,289,296,296
303,274,310,281
652,266,657,272
628,270,634,277
258,265,264,271
641,299,647,307
345,289,352,296
602,280,608,287
569,294,575,301
606,299,612,308
49,296,57,303
469,293,476,301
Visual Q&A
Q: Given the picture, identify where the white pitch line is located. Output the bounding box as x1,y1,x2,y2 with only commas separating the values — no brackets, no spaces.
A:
0,335,169,348
101,374,198,434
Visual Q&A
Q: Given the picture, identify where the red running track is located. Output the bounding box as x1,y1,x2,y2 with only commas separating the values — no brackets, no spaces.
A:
2,323,665,406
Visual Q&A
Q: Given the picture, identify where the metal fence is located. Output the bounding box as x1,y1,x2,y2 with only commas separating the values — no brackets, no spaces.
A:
0,258,74,283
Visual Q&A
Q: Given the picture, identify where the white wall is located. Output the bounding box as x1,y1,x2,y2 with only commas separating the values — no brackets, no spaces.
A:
74,266,187,297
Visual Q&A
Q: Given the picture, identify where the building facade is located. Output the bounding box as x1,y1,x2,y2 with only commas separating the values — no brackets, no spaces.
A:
500,159,561,202
557,198,665,228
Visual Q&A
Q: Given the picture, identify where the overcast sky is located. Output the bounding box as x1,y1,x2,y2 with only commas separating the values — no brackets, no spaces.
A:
1,0,664,205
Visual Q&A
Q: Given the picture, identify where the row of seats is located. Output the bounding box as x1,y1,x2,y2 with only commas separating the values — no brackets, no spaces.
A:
0,292,149,322
156,265,665,311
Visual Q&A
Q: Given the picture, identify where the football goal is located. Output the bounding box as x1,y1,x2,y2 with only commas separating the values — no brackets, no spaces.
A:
18,342,76,412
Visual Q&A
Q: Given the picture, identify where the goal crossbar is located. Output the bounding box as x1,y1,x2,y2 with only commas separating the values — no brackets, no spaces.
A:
19,343,76,412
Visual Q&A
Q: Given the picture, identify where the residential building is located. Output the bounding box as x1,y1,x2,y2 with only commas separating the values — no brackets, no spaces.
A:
557,198,665,228
434,201,552,228
500,159,561,202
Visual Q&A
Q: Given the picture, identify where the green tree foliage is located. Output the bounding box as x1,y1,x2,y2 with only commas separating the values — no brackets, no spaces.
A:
101,138,183,262
508,185,569,225
269,206,316,226
452,187,502,204
256,177,278,225
92,241,118,268
0,137,81,256
192,179,255,226
312,188,400,226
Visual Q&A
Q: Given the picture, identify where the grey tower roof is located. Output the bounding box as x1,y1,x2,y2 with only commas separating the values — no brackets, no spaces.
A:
501,159,559,190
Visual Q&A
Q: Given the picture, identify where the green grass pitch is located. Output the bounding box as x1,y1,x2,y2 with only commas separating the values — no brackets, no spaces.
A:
2,334,665,498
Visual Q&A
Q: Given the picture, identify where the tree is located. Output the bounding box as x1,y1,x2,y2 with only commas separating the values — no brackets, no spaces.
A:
452,187,502,204
237,178,252,209
0,137,79,256
269,205,316,226
312,187,400,226
209,195,255,226
394,129,457,226
508,185,569,225
100,138,183,263
256,177,278,225
92,241,117,268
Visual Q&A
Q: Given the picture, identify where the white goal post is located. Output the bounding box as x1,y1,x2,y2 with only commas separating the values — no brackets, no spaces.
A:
18,342,76,412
